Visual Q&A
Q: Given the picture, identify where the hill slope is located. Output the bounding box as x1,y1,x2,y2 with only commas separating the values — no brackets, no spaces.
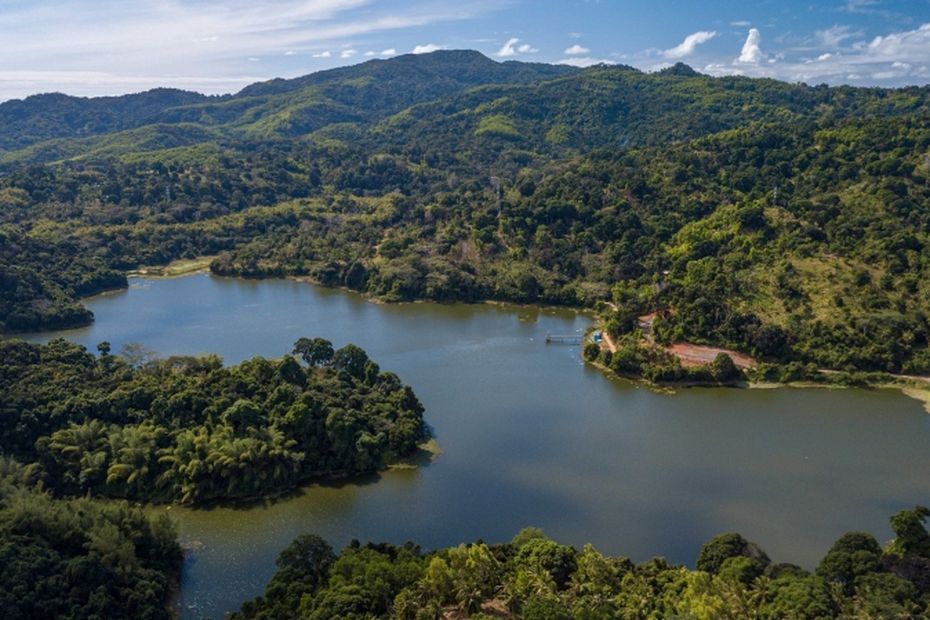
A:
1,51,928,375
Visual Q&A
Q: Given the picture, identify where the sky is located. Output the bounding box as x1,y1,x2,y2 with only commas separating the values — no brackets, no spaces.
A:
2,0,930,102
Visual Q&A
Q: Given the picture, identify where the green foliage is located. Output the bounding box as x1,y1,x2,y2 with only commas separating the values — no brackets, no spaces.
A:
2,52,930,374
697,532,770,574
0,465,181,619
0,337,428,504
890,506,930,557
236,506,930,619
817,532,883,590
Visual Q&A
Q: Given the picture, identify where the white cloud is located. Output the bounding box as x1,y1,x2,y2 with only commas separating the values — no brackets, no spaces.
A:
662,30,717,59
556,57,616,68
412,43,443,54
730,21,751,27
340,49,357,58
736,28,764,64
564,44,590,55
843,0,879,13
815,25,862,48
284,50,296,56
496,37,519,57
706,22,930,86
0,0,508,101
866,23,930,60
496,37,536,57
312,51,332,58
364,48,395,57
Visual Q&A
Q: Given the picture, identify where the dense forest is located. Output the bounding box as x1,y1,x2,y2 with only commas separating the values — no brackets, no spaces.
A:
233,508,930,619
0,337,427,504
1,50,929,375
0,461,182,619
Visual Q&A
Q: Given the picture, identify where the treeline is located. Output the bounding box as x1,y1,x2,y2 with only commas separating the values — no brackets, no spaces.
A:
0,337,428,504
234,507,930,619
0,461,182,619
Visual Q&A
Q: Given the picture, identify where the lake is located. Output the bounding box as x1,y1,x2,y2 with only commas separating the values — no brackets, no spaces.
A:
23,273,930,619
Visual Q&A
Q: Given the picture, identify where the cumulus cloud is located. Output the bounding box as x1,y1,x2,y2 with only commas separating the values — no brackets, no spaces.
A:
340,49,357,58
312,51,332,58
564,44,590,55
496,37,537,57
736,28,764,64
412,43,443,54
705,22,930,87
662,31,717,59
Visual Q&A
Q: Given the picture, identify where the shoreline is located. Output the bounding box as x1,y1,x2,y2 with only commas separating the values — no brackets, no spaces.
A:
127,255,218,278
586,358,930,411
143,439,440,511
20,262,930,410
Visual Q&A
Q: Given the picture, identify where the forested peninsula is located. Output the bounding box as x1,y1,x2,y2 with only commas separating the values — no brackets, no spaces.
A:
1,51,929,382
0,337,428,504
233,508,930,619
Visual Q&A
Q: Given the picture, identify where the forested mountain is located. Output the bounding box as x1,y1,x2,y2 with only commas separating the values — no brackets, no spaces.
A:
1,50,929,375
233,510,930,619
0,88,210,151
0,50,574,158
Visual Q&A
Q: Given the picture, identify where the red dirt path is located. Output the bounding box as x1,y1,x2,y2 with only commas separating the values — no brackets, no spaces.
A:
666,342,757,369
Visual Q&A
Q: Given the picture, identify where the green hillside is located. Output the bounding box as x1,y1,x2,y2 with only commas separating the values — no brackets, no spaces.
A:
1,50,929,376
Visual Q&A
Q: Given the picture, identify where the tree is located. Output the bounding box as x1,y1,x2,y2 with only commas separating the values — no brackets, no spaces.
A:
890,506,930,557
697,533,769,574
263,534,336,610
119,342,158,368
710,353,742,383
292,337,335,367
331,344,370,379
817,532,882,590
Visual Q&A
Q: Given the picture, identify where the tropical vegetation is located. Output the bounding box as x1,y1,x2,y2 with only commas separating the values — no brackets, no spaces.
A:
1,50,928,377
0,337,427,504
234,507,930,619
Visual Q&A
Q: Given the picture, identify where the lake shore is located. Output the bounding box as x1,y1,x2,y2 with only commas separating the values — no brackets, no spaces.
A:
128,256,218,278
586,355,930,411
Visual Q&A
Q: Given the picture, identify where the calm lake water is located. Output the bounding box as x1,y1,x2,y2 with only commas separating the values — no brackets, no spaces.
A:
23,273,930,619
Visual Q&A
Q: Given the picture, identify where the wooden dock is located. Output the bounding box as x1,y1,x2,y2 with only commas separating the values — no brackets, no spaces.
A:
545,334,583,344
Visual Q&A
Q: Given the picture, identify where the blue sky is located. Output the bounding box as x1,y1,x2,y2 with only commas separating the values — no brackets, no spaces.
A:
1,0,930,101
